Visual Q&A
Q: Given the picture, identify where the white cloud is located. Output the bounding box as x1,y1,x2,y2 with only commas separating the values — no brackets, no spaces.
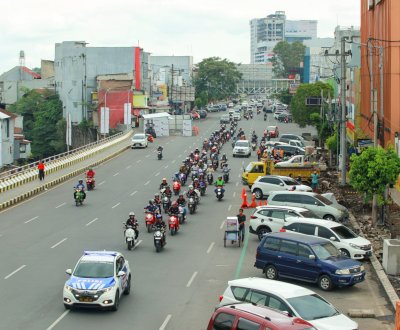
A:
0,0,360,74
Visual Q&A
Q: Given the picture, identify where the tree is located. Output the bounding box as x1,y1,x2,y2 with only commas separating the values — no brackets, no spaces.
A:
269,41,306,78
194,91,208,108
272,89,292,105
194,57,242,102
349,147,400,225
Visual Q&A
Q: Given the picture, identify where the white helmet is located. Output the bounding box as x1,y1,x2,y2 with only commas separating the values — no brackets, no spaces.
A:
129,212,135,216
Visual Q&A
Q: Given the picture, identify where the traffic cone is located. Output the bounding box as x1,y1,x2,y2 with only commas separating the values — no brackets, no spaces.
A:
241,188,246,198
250,193,257,208
264,200,268,206
241,193,248,208
258,201,262,207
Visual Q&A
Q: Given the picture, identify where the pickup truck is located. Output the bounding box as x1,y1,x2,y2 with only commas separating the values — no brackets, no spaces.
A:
275,155,327,170
242,159,320,187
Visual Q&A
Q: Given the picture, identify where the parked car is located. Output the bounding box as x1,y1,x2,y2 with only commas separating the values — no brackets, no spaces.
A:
280,134,305,143
233,140,251,158
218,104,228,111
198,109,207,118
209,303,316,330
220,114,230,124
249,205,320,240
267,126,279,138
131,133,148,148
208,105,220,112
219,277,359,329
282,218,372,259
191,111,200,120
266,191,349,222
274,145,305,157
251,175,312,199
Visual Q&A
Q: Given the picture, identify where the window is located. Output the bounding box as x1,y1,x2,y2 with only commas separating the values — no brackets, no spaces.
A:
298,223,316,235
231,286,248,301
300,195,316,205
279,240,298,255
298,243,313,258
237,318,261,330
264,237,280,251
267,295,290,313
5,119,10,138
271,194,291,202
269,210,285,219
247,290,267,305
213,312,235,330
317,226,334,240
284,223,299,232
251,165,264,173
331,225,356,239
266,178,281,186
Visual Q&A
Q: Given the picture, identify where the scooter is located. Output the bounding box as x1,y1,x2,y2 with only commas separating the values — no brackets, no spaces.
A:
154,229,166,252
251,142,257,151
223,172,230,183
188,197,196,214
215,186,224,201
157,150,163,160
162,196,171,213
144,212,156,233
86,177,95,191
124,224,138,250
168,214,180,236
207,172,214,185
172,181,181,195
74,188,84,206
199,181,207,196
178,205,185,224
179,173,187,186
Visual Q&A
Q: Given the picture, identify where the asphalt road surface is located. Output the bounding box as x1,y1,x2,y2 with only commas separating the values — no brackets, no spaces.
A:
0,111,394,330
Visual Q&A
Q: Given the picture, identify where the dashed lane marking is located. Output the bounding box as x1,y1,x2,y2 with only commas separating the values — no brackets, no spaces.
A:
4,265,26,279
98,181,105,186
51,238,68,249
55,202,66,209
186,271,198,287
159,315,172,330
25,216,39,224
112,202,121,209
207,242,215,254
130,191,138,196
46,310,70,330
113,172,120,177
86,218,98,226
144,180,150,186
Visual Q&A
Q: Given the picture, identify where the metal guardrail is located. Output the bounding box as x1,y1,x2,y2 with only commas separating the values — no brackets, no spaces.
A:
0,132,126,182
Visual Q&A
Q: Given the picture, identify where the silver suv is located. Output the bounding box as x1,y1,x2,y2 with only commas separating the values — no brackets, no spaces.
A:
251,175,312,199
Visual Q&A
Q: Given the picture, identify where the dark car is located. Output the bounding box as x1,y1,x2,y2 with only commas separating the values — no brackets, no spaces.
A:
277,113,292,122
198,109,207,118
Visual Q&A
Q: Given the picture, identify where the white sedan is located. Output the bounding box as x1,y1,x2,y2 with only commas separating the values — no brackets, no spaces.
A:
131,133,148,148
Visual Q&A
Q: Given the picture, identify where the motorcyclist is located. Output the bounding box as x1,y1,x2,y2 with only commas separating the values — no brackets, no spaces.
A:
168,201,180,216
144,200,157,214
172,179,181,194
153,194,162,212
154,213,166,244
193,177,200,190
125,212,139,239
222,163,230,175
159,178,169,190
220,153,228,168
214,176,225,194
157,146,163,152
86,168,95,178
74,179,86,200
187,185,197,199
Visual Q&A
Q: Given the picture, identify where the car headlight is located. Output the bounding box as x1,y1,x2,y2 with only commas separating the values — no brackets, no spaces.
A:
97,285,115,295
360,265,365,272
64,285,74,292
335,269,350,275
350,243,361,249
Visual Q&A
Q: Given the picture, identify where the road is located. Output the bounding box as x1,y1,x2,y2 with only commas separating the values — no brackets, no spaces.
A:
0,111,394,330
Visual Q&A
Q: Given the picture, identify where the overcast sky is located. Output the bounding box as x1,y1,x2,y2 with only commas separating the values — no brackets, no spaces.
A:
0,0,360,75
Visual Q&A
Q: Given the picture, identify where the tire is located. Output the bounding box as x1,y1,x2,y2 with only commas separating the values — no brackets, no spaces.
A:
124,276,131,295
156,245,161,253
75,200,79,207
111,291,120,311
189,207,194,215
264,265,278,280
323,214,336,221
253,189,263,200
257,227,271,241
318,275,333,291
170,228,175,236
147,224,152,233
127,241,132,251
340,249,351,258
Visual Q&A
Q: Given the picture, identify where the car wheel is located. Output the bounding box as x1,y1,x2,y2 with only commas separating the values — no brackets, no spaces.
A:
257,227,270,241
253,189,263,199
124,275,131,295
111,291,120,311
264,265,278,280
340,249,351,258
318,275,333,291
323,214,336,221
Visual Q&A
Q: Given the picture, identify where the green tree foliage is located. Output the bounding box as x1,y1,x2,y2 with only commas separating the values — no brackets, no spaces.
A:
350,147,400,205
326,130,338,152
194,91,208,108
291,82,333,128
10,89,66,158
269,41,306,78
272,89,292,105
194,57,242,102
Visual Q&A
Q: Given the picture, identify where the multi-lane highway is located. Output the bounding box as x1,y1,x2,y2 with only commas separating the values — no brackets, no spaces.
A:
0,111,394,330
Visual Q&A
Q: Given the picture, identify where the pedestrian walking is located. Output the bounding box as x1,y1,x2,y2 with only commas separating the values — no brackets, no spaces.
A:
311,171,319,192
38,160,45,181
237,208,246,243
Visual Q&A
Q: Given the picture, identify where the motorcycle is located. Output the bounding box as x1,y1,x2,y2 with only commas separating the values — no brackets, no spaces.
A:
86,177,95,190
223,172,230,183
157,150,163,160
154,229,166,252
207,172,214,185
168,214,180,235
178,205,185,224
215,186,224,201
74,188,84,206
144,212,156,233
179,173,187,186
199,181,207,196
124,224,137,250
264,114,267,121
188,197,196,214
251,142,257,151
191,169,198,181
212,160,218,171
172,181,181,195
162,195,171,213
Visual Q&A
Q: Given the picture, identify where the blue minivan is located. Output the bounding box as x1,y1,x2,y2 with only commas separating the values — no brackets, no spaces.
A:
254,232,365,291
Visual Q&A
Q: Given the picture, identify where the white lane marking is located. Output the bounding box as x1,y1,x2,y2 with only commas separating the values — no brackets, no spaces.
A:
164,165,169,169
55,202,66,209
155,172,160,177
98,180,105,186
113,172,120,177
112,202,121,209
178,154,182,158
25,216,39,224
228,204,232,211
137,159,142,163
86,218,98,226
51,238,68,249
186,271,198,287
46,310,70,330
144,180,150,186
216,264,229,267
184,149,187,153
220,220,225,230
207,242,215,254
171,160,176,164
233,192,236,198
126,165,132,169
145,154,150,158
159,314,172,330
236,182,239,187
130,191,137,196
238,174,241,178
4,265,26,279
133,240,143,250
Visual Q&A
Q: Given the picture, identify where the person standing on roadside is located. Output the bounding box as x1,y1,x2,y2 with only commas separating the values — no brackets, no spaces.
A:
311,171,319,192
38,160,45,181
237,208,246,243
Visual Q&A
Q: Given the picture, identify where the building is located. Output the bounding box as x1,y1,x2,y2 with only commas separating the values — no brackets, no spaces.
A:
0,108,16,168
360,0,400,150
303,38,334,83
54,41,150,125
250,11,317,64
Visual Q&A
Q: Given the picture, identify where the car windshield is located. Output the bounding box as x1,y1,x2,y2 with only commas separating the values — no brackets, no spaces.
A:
282,178,298,186
311,242,341,259
331,225,357,239
236,142,249,147
245,164,254,172
287,294,339,320
299,210,320,218
73,261,114,278
133,135,145,140
315,195,333,205
267,126,276,131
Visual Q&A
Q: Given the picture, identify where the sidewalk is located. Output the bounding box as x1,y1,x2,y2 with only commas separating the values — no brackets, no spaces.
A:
0,137,131,210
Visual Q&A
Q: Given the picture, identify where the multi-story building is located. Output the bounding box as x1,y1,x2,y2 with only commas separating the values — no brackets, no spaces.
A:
250,11,317,64
360,0,400,149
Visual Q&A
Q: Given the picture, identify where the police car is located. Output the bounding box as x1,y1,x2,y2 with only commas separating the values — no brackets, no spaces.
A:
63,251,131,311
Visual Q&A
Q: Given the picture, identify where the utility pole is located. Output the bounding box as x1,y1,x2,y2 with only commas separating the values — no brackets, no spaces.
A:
369,40,378,147
340,36,347,186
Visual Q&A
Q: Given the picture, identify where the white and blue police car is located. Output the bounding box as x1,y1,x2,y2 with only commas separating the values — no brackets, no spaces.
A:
63,251,131,311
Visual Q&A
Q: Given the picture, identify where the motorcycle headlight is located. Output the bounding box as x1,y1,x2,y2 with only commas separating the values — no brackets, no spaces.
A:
335,269,350,275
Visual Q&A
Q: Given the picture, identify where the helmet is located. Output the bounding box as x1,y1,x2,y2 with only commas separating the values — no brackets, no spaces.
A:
218,176,222,179
129,212,135,216
154,193,160,198
189,185,193,189
179,194,183,198
156,214,162,220
79,179,83,183
149,200,153,204
172,201,178,206
194,178,199,181
175,172,179,176
198,169,203,173
162,178,167,182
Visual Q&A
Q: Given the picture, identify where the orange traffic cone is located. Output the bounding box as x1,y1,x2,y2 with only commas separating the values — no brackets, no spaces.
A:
258,201,262,207
241,188,246,198
250,193,257,208
241,193,248,208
